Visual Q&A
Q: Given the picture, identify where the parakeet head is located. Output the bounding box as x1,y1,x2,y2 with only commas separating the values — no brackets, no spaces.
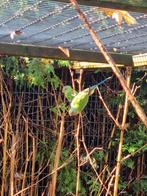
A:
62,85,78,102
62,85,72,93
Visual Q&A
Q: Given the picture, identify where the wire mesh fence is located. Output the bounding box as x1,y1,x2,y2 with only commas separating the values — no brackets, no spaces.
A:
0,67,146,195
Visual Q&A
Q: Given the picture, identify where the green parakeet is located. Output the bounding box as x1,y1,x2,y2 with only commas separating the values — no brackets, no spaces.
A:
68,77,111,116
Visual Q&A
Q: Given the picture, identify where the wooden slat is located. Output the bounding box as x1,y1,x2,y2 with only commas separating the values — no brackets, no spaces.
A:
0,43,133,66
52,0,147,13
73,62,124,69
133,53,147,67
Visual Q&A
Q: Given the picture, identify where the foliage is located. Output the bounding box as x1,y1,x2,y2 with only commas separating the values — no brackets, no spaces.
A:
51,103,68,116
36,140,55,163
82,173,100,196
131,178,147,193
0,57,60,89
0,56,146,195
57,149,77,194
122,124,147,154
54,59,72,68
118,178,127,191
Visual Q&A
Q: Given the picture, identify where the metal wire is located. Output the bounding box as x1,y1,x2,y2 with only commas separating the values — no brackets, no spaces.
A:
0,0,147,54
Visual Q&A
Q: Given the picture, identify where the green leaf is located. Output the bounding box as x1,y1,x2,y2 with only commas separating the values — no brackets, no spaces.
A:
123,159,134,169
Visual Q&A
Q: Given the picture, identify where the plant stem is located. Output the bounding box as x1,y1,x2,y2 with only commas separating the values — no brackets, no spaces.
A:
30,136,36,196
75,115,81,196
99,105,122,195
10,134,16,196
113,67,132,196
75,69,83,196
1,74,11,196
49,115,65,196
21,118,29,196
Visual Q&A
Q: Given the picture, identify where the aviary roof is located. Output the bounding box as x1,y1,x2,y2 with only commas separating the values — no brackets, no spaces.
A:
0,0,147,64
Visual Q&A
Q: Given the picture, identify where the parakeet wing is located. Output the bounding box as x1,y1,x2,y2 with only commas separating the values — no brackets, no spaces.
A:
62,85,78,102
69,91,89,116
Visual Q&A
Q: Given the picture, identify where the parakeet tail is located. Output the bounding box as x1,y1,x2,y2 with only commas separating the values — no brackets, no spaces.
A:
92,76,112,89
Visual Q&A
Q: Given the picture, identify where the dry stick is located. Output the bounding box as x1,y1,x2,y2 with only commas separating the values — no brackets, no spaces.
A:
82,134,109,195
75,69,83,196
113,67,132,196
38,95,45,141
101,143,147,194
98,105,122,195
13,151,76,196
80,118,109,194
16,97,22,135
69,68,76,91
100,115,106,173
106,175,115,196
21,118,29,196
34,94,45,195
136,156,142,196
30,136,36,196
10,134,16,196
69,0,147,128
79,147,103,166
1,77,11,196
97,88,122,130
49,115,65,196
1,115,9,196
75,115,81,196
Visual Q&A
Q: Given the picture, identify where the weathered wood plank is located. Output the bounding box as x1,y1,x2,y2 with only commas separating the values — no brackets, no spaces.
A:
133,53,147,67
0,43,133,66
51,0,147,13
73,62,124,69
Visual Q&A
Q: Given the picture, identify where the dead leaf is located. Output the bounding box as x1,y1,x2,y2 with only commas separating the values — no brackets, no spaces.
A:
112,11,123,26
15,30,23,35
101,8,137,26
10,30,23,40
119,10,137,25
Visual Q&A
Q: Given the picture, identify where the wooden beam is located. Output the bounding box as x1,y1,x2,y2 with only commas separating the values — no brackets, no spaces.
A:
73,62,124,68
0,43,133,66
74,54,147,68
133,53,147,67
51,0,147,13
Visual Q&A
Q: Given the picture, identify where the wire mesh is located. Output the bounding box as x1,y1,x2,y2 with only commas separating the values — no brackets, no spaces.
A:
0,68,145,194
0,0,147,54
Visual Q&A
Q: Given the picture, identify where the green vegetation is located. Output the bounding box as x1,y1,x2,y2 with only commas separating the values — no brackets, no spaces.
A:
0,56,146,195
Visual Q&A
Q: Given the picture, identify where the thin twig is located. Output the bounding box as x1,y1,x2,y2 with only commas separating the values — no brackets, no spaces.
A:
97,87,122,130
21,118,29,196
75,69,83,196
49,115,65,196
113,67,132,196
98,104,122,195
81,118,110,195
75,115,81,196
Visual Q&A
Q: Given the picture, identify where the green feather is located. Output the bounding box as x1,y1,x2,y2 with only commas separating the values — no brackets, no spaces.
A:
68,77,112,116
69,90,89,116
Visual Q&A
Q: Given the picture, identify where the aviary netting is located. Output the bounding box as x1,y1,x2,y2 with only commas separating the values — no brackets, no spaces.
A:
0,0,147,196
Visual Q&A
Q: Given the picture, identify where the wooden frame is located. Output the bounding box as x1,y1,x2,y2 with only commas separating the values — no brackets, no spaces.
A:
0,43,133,66
52,0,147,13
